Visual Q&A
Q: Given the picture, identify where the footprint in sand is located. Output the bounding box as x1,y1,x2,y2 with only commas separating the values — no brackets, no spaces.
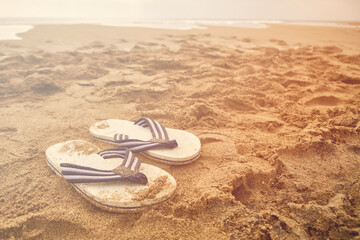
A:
235,144,251,155
31,81,62,95
104,80,133,87
197,133,239,159
89,41,105,49
335,54,360,65
223,95,258,112
241,38,252,43
270,39,288,46
337,74,360,85
199,136,223,145
0,216,90,239
231,170,275,205
305,96,342,106
347,145,360,155
281,80,312,88
197,132,228,145
313,45,342,55
197,132,240,156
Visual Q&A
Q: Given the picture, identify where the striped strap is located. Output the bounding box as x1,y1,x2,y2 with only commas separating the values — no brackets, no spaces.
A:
134,118,170,141
98,148,142,174
109,138,178,153
98,148,126,159
60,149,147,184
114,134,129,142
110,118,178,152
112,149,141,178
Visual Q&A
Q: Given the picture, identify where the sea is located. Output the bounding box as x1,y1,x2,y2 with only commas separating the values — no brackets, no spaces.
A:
0,18,359,41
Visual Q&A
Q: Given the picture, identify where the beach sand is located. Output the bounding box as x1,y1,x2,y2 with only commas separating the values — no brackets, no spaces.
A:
0,23,360,239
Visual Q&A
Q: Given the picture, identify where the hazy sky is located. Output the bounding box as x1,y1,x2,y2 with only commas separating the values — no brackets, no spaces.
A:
1,0,360,21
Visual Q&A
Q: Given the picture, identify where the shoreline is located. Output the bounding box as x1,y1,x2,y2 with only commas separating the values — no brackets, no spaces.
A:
6,23,360,55
0,19,359,41
0,25,33,40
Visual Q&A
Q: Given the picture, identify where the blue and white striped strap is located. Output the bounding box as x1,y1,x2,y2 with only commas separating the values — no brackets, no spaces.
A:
113,134,129,142
111,118,178,153
112,149,141,177
98,148,126,159
134,118,170,141
109,138,178,153
60,149,147,184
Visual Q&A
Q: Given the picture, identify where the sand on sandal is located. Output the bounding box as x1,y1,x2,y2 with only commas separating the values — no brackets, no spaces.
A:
0,23,360,239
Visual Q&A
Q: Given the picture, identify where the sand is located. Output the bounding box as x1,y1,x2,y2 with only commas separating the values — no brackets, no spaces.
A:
0,23,359,239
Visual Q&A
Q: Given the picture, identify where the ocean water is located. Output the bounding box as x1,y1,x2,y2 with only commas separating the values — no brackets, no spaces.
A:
0,25,33,40
0,18,358,41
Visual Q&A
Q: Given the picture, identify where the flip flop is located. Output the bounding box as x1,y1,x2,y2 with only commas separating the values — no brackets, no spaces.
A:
89,118,201,165
46,140,177,213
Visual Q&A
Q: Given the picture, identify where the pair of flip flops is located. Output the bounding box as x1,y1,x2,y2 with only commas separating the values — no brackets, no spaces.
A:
46,118,201,212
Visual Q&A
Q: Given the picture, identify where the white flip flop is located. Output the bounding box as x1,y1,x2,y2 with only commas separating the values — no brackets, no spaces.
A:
46,140,177,213
89,118,201,165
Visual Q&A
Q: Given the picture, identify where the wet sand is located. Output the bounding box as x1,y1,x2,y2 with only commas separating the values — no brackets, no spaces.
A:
0,23,360,239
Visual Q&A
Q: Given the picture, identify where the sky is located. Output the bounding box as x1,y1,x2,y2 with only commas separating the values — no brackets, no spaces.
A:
0,0,360,21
